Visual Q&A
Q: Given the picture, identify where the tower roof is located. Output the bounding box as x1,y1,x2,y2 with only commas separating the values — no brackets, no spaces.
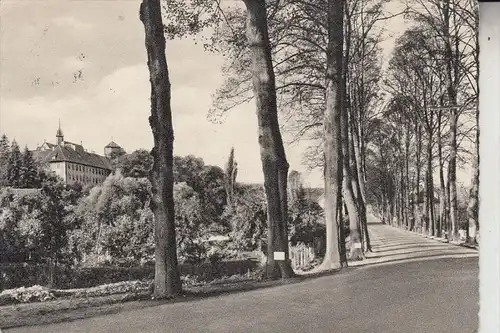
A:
56,120,64,137
105,141,121,149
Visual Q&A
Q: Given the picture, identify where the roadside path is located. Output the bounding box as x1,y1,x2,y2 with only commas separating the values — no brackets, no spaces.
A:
348,222,478,268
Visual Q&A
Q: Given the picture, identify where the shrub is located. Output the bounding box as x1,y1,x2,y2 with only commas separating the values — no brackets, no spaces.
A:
0,260,260,291
0,285,55,305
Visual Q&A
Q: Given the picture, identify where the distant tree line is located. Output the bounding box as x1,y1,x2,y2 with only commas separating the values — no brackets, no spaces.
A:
0,134,48,189
0,144,325,286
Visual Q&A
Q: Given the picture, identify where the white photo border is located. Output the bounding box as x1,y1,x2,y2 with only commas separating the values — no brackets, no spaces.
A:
479,3,500,332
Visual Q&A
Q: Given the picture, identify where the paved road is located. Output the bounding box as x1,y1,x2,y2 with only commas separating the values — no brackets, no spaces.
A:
349,222,478,267
7,223,478,333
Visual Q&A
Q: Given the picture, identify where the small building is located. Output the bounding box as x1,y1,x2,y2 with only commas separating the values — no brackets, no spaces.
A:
104,140,126,159
32,125,123,187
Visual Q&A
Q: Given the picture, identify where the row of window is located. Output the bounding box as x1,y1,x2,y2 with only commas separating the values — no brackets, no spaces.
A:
68,174,103,184
67,162,107,175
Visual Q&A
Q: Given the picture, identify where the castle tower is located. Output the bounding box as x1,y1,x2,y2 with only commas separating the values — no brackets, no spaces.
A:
56,120,64,145
104,139,124,158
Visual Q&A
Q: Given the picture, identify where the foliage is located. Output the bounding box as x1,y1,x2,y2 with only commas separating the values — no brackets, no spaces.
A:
224,185,268,252
0,188,30,262
114,149,153,178
0,134,48,189
6,140,23,187
174,155,228,233
69,172,154,265
174,182,212,263
0,174,82,264
58,280,151,299
68,158,227,266
0,134,11,186
0,285,55,305
0,259,260,292
288,187,325,246
19,147,42,188
224,147,238,206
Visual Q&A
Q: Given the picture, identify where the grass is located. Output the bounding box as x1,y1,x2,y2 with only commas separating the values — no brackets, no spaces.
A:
0,266,348,330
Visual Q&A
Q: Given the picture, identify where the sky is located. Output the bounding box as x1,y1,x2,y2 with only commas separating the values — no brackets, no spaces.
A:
0,0,470,188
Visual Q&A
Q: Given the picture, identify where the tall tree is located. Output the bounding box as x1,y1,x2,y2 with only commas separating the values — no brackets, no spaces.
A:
224,147,238,207
404,0,478,241
139,0,182,298
7,140,23,188
115,149,153,178
288,170,303,204
243,0,294,279
0,135,10,187
320,0,346,270
20,147,40,189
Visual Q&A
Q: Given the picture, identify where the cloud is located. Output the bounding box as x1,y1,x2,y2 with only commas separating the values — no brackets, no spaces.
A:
52,16,93,30
1,60,324,186
0,1,146,100
0,0,325,186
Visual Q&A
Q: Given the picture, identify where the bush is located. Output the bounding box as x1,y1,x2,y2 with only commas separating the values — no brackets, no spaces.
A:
55,280,151,298
0,260,260,291
0,285,55,305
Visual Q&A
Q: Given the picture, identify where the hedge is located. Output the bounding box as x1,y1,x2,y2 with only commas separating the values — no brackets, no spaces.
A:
0,259,259,291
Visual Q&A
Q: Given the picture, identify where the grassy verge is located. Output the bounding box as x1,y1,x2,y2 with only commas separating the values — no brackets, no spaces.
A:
0,268,345,329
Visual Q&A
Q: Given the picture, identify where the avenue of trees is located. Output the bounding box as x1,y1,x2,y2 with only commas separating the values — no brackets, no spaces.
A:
367,0,478,243
0,0,478,300
138,0,478,298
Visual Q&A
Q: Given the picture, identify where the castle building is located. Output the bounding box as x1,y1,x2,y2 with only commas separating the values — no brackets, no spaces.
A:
32,125,124,187
104,140,126,159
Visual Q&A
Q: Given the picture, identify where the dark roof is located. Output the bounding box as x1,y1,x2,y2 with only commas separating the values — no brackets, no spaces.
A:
33,142,113,170
40,142,56,149
105,141,121,149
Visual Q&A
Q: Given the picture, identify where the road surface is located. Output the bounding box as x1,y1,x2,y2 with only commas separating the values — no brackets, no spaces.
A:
7,223,478,333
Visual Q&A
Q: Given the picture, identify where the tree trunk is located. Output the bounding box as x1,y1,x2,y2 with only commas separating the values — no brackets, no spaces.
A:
140,0,182,298
409,173,415,231
443,0,460,242
95,219,102,260
467,20,480,244
243,0,294,279
404,125,411,230
341,111,363,260
341,1,362,260
351,111,371,251
423,169,430,234
467,122,479,244
320,0,345,270
415,122,422,233
448,111,459,241
395,170,401,227
427,134,435,236
437,109,445,239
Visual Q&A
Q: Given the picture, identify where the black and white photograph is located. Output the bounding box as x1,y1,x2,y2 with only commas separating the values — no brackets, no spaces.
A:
0,0,494,332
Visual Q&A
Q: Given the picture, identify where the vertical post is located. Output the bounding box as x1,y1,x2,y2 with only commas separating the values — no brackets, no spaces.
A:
479,2,500,332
